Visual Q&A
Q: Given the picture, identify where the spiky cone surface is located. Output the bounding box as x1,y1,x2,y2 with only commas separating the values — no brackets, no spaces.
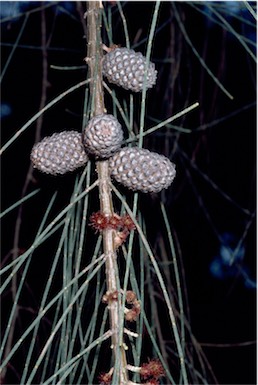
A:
82,114,123,159
102,47,157,92
31,131,88,175
109,147,176,193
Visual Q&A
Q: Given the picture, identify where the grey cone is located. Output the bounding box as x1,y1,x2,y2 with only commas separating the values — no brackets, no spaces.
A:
82,114,123,159
31,131,88,175
103,47,157,92
109,147,176,193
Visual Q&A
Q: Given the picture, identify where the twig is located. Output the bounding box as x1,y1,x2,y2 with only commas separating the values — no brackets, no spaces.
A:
85,2,129,383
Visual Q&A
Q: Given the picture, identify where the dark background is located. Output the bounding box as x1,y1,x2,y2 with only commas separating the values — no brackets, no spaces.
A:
1,2,256,384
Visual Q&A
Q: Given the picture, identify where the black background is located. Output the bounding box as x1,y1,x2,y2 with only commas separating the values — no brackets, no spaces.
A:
1,2,256,384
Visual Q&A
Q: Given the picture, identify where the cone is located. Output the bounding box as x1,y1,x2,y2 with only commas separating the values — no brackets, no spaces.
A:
109,147,176,193
83,114,123,159
103,47,157,92
31,131,88,175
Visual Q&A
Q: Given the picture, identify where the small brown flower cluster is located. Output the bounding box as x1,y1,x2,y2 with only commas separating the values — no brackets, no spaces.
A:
125,290,137,303
102,290,141,322
102,290,119,303
124,290,141,322
98,368,113,385
103,43,121,53
90,211,136,248
89,211,136,232
140,359,165,384
98,359,164,385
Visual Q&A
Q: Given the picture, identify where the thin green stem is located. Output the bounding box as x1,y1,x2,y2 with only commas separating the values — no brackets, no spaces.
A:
116,1,130,48
0,189,40,219
0,79,90,155
172,2,234,100
138,1,160,148
244,1,257,20
0,14,29,82
126,102,199,144
111,182,189,384
41,330,112,385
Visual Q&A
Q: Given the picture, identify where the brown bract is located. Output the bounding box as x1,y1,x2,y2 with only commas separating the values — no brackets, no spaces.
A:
89,211,109,232
98,371,112,385
140,359,165,380
89,211,136,233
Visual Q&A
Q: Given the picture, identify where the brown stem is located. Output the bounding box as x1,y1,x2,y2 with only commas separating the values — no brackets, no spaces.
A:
85,2,128,383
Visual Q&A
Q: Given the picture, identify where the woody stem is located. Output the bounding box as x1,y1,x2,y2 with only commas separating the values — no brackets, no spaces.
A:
86,2,128,383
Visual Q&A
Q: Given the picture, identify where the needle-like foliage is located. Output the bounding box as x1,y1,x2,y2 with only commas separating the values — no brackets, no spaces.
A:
1,2,256,385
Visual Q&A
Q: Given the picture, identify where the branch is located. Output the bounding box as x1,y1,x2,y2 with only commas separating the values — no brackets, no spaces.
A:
85,2,129,383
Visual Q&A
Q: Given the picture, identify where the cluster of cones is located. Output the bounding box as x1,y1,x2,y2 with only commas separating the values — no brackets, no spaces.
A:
31,46,176,194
